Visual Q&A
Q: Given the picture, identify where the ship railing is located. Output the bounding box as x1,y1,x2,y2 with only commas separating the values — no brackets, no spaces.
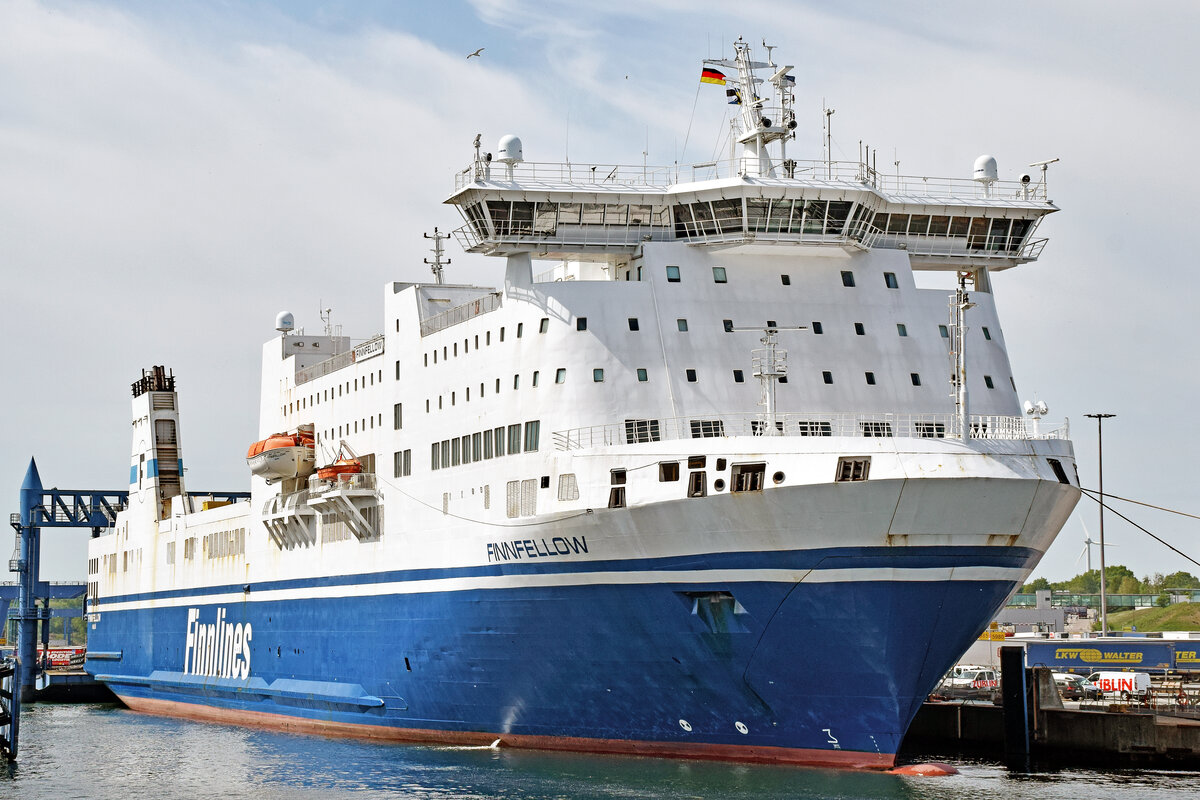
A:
296,350,355,385
552,412,1069,450
419,292,503,337
453,158,1048,201
452,221,673,253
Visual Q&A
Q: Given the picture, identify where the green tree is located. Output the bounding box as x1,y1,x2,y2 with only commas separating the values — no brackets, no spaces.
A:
1021,577,1051,593
1161,571,1200,590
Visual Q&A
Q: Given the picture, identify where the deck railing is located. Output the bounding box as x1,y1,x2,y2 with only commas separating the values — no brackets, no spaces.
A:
419,293,503,337
454,158,1048,201
552,412,1069,451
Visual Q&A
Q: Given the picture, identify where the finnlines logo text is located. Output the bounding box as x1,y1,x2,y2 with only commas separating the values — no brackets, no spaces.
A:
487,536,588,562
184,607,252,679
1053,648,1141,663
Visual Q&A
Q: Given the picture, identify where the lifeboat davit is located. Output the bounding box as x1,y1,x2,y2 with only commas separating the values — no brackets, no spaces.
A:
246,429,316,483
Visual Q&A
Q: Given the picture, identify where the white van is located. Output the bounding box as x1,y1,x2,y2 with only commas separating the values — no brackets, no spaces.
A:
1086,671,1151,700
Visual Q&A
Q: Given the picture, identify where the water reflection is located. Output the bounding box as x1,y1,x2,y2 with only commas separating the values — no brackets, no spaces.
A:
2,704,1199,800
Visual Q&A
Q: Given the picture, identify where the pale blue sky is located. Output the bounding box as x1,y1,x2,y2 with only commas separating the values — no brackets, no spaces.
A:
3,0,1198,583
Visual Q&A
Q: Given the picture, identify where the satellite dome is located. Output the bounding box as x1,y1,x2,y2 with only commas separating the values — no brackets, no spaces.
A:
973,154,998,183
275,311,295,333
497,134,523,164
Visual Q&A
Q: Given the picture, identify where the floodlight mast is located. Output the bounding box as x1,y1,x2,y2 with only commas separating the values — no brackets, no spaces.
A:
730,325,807,435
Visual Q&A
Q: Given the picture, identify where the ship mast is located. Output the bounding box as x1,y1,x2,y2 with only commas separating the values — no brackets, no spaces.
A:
424,227,451,285
950,272,976,441
702,38,796,177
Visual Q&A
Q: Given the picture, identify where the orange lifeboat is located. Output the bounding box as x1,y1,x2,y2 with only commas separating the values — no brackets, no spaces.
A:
246,428,316,483
316,458,363,481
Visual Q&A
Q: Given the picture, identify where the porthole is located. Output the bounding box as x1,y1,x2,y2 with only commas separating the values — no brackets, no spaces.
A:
714,478,726,492
773,471,785,484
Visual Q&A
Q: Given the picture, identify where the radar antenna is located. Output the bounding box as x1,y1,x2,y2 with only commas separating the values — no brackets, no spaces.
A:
424,227,451,285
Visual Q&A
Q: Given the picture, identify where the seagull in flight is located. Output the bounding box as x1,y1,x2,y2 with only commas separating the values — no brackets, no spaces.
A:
467,48,484,59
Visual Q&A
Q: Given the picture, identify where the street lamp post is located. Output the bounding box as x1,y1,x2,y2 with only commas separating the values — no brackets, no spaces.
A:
1085,412,1116,635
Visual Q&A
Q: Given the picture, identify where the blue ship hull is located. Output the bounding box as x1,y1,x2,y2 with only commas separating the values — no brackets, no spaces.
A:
88,545,1032,767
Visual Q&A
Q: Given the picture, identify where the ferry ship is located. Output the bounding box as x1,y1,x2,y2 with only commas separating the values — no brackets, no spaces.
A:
86,39,1080,769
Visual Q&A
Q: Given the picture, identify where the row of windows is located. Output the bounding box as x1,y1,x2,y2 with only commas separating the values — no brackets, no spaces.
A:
468,199,1034,255
317,414,384,444
284,368,385,417
203,528,246,560
430,421,541,470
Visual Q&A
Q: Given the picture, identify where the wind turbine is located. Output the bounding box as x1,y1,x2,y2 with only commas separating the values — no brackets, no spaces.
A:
1075,517,1117,573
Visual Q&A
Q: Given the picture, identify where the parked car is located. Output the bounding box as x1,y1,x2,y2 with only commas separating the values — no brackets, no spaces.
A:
1052,672,1100,700
940,667,1000,697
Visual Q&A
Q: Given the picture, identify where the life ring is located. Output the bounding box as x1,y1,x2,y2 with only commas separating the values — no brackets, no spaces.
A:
1178,692,1190,707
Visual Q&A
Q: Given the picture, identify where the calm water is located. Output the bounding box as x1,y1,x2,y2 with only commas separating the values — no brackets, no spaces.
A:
4,703,1200,800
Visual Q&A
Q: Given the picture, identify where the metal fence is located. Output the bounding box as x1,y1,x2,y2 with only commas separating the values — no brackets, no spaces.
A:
419,293,503,337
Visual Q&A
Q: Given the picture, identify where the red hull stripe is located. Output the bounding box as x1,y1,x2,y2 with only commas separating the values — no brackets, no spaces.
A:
116,694,896,770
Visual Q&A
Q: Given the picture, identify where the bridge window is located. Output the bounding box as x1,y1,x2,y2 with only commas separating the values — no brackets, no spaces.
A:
982,326,992,340
733,370,744,383
628,318,639,331
659,462,680,482
577,317,587,331
822,371,833,384
861,422,892,437
865,372,876,385
911,373,922,386
855,322,865,335
939,325,950,338
897,323,908,337
666,265,680,282
712,266,727,283
781,274,791,285
812,321,824,334
884,272,899,289
841,270,855,287
984,375,995,389
624,419,660,443
677,319,688,331
637,368,648,382
685,369,697,382
593,369,604,382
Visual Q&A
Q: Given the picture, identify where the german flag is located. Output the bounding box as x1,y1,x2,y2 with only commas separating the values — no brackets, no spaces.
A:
700,67,726,85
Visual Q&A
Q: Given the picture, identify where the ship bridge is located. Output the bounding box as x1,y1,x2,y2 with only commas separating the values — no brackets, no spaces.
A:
445,156,1056,271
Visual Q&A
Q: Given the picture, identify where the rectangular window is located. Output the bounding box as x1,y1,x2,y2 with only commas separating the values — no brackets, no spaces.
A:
797,421,833,436
593,368,604,382
500,326,505,342
608,487,626,509
939,325,950,338
514,374,520,390
636,368,648,382
861,422,893,437
393,402,402,430
628,318,640,331
611,468,627,485
524,420,540,452
688,456,706,469
733,369,744,383
473,432,482,460
555,368,566,383
712,266,727,283
451,437,461,466
688,471,707,498
984,375,995,389
494,427,505,457
685,368,697,382
915,423,945,438
508,424,522,455
1047,458,1070,485
731,462,765,492
483,432,493,459
576,317,587,331
781,274,791,285
558,473,580,501
884,272,899,289
982,326,992,340
506,480,521,518
532,370,539,387
624,419,661,443
841,270,855,287
666,265,681,282
897,323,908,337
517,322,524,337
812,321,824,334
659,462,680,482
431,442,440,470
441,439,451,468
835,457,871,482
854,322,865,335
690,419,725,438
911,373,922,386
865,372,876,385
822,371,833,384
